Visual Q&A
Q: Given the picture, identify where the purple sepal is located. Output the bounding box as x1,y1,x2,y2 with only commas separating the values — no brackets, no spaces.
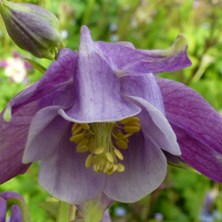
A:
157,78,222,182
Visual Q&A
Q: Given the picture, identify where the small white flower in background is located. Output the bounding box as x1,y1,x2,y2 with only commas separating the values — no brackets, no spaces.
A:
0,52,32,83
4,57,27,83
61,30,68,40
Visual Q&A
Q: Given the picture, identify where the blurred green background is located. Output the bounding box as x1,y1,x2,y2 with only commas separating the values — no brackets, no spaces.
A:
1,0,222,221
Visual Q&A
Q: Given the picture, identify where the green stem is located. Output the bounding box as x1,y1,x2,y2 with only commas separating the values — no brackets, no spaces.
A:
69,205,77,222
84,201,103,222
57,201,71,222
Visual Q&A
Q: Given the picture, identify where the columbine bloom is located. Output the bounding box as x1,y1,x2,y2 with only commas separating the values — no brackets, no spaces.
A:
1,26,222,208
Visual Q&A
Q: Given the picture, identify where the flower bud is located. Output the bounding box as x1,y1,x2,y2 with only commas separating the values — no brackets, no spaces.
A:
0,0,62,59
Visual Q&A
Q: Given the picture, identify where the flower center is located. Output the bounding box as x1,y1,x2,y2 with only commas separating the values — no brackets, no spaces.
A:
69,116,141,175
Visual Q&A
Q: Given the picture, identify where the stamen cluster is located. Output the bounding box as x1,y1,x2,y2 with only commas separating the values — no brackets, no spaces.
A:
70,116,141,175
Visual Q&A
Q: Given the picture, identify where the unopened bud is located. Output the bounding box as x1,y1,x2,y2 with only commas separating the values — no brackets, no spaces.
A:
0,0,62,59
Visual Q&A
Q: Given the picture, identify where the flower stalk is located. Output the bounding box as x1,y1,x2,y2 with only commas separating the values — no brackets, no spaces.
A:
56,201,74,222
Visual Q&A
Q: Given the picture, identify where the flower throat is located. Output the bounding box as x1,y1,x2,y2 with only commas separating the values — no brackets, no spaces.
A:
70,116,141,175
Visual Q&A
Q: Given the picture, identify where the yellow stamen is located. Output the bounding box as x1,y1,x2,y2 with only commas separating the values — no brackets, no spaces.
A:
119,116,140,124
124,126,140,133
114,148,124,160
112,164,118,173
76,144,88,153
72,125,83,134
85,154,93,168
77,137,90,147
106,152,114,163
115,139,128,150
71,123,80,132
117,163,125,172
69,133,85,143
124,133,133,138
93,164,100,172
112,129,124,139
81,123,90,130
70,116,141,175
93,146,105,155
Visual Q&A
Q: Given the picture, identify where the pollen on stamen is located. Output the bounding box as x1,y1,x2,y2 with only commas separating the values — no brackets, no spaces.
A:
114,148,124,160
70,116,141,175
76,144,88,153
70,133,85,143
115,138,128,150
93,146,105,155
85,154,93,168
106,152,115,163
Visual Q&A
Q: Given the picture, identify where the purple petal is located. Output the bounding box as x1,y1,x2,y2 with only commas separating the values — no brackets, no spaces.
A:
172,125,222,182
121,74,180,155
0,192,23,200
59,26,140,122
0,107,33,184
129,96,181,155
0,80,74,184
9,205,23,222
0,49,76,183
23,106,70,163
57,48,75,58
96,34,191,75
39,128,105,204
157,78,222,155
0,197,6,222
9,48,77,113
157,78,222,181
120,73,165,113
105,132,167,202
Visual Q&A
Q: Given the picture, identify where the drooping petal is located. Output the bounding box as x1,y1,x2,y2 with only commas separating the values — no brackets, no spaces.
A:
129,96,181,155
157,78,222,181
39,127,105,204
0,79,75,183
0,49,76,183
0,197,6,222
0,83,73,184
60,26,141,123
96,34,191,76
105,132,167,202
0,107,33,184
120,73,165,113
157,78,222,155
172,125,222,182
9,48,77,113
23,106,70,163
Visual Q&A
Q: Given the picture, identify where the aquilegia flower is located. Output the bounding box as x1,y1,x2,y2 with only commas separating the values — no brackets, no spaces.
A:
1,26,222,208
